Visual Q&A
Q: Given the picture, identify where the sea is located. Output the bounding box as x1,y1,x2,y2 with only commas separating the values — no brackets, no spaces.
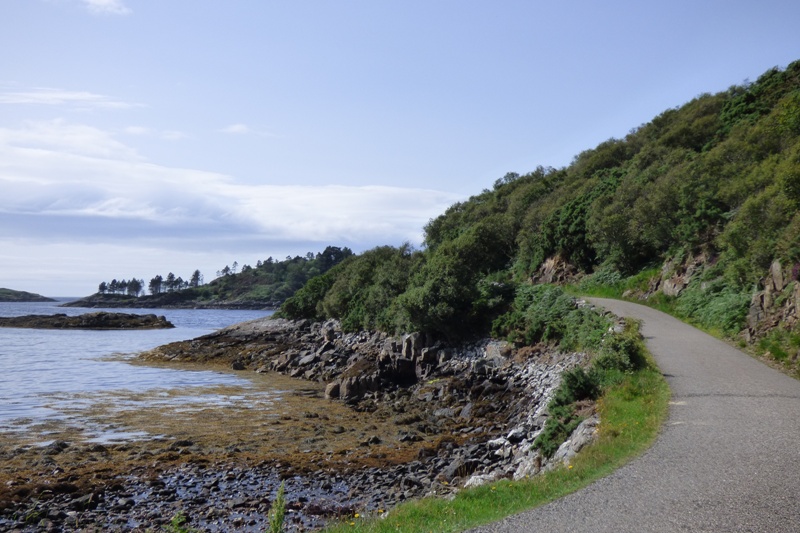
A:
0,299,274,444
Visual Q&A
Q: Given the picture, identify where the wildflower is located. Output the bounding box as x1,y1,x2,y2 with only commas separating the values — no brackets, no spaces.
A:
354,513,360,518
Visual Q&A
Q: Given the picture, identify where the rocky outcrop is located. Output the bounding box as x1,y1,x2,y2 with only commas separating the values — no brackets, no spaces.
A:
0,312,174,329
143,315,601,499
745,260,800,342
532,255,580,285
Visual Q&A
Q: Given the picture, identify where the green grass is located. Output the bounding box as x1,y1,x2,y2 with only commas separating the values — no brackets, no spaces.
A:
323,346,669,533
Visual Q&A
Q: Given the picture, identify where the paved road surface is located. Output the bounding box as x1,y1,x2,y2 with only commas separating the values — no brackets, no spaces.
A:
469,298,800,533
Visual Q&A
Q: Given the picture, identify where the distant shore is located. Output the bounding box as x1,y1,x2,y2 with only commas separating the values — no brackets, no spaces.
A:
60,293,278,311
0,288,55,303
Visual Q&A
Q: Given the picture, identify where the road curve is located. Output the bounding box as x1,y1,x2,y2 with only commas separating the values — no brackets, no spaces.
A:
469,298,800,533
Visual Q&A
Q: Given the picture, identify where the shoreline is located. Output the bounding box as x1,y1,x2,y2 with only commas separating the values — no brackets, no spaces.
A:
0,317,606,531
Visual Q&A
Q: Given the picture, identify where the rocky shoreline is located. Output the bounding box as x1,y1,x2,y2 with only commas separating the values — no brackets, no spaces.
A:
0,312,175,330
0,313,609,531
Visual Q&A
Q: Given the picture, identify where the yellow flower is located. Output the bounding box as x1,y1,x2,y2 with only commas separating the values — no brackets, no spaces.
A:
568,465,573,469
355,513,360,518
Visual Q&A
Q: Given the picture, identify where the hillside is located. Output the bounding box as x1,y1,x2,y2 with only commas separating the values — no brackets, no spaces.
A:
64,246,353,309
0,288,55,302
279,60,800,371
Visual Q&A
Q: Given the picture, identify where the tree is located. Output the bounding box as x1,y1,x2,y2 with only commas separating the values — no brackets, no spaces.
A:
149,275,163,295
165,272,176,292
127,278,143,296
190,270,203,287
98,281,107,294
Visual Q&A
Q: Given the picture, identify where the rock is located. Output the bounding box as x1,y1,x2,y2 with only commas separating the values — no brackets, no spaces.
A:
464,473,498,488
549,414,600,466
443,458,481,481
324,381,340,400
402,332,426,359
771,260,785,292
0,312,175,330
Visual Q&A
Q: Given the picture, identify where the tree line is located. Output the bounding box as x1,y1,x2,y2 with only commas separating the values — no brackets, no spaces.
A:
97,270,203,296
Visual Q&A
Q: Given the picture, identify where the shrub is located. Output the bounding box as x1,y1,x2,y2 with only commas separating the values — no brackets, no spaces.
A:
534,319,650,458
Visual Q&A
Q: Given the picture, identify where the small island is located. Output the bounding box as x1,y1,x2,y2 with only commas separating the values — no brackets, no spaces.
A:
0,288,55,303
0,312,174,330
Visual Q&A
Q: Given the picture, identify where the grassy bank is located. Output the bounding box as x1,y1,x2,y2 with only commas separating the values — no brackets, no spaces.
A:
323,333,669,533
568,269,800,378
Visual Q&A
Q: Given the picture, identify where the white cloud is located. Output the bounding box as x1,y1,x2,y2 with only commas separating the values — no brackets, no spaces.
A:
124,126,151,135
160,130,187,141
82,0,131,16
221,123,252,134
0,88,140,109
0,120,462,291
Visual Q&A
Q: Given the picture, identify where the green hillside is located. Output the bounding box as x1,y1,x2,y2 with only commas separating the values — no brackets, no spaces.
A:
280,61,800,369
0,288,55,302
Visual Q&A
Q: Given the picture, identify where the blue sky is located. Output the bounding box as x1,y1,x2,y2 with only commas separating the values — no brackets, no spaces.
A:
2,0,799,296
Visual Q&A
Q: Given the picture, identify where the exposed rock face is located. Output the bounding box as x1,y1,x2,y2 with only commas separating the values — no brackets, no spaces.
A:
0,312,174,329
532,255,580,284
745,259,800,341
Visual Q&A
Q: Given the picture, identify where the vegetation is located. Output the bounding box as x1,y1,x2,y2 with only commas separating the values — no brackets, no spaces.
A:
280,61,800,349
268,482,286,533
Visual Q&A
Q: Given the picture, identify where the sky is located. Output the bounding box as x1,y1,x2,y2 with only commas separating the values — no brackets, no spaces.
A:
2,1,800,296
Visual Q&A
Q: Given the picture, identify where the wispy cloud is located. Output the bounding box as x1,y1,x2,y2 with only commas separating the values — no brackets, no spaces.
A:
0,119,141,160
0,87,141,109
221,123,252,135
220,123,278,137
82,0,131,16
124,126,187,141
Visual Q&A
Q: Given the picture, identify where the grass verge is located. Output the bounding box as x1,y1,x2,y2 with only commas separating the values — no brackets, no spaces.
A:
323,338,669,533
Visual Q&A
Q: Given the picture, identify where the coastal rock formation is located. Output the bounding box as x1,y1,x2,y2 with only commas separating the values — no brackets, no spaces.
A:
138,317,600,521
0,312,174,329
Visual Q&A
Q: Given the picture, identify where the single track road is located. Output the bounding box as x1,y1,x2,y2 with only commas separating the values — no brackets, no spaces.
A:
469,298,800,533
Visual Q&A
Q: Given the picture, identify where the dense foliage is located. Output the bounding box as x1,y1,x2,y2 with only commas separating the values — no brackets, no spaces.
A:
280,61,800,341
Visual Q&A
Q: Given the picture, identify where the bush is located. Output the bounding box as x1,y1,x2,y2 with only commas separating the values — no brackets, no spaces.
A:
493,284,610,351
593,320,647,373
534,319,650,458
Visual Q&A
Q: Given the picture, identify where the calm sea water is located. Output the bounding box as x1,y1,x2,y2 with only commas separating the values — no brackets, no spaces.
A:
0,299,274,442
